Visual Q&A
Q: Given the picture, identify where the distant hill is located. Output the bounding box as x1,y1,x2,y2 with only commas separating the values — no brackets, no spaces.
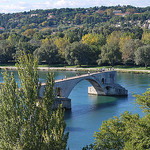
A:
0,5,150,33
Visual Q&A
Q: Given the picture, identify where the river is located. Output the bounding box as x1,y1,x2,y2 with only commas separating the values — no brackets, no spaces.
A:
0,70,150,150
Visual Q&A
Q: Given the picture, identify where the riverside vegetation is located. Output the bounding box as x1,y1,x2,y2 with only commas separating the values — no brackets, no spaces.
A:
0,5,150,68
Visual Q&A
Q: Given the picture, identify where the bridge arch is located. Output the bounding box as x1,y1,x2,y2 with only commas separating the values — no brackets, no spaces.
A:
55,76,106,98
86,79,106,95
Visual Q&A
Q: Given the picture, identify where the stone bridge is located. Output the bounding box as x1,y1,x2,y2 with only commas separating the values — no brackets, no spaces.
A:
39,71,127,109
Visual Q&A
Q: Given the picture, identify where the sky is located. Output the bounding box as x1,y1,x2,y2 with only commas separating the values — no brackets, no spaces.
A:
0,0,150,13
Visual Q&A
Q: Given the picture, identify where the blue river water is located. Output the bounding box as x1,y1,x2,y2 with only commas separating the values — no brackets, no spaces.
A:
0,70,150,150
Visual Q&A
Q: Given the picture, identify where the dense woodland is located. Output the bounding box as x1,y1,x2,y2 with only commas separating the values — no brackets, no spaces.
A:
0,5,150,67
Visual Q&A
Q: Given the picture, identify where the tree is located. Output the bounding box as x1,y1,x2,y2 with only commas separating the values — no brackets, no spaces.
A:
17,41,37,54
141,31,150,45
97,43,122,66
93,111,150,150
65,41,91,66
132,26,143,40
7,33,20,46
74,13,82,25
33,32,44,40
106,8,113,16
40,28,52,36
126,8,136,14
134,88,150,113
0,40,16,63
34,42,59,65
82,33,106,47
65,30,79,43
54,37,69,59
83,88,150,150
135,45,150,68
22,29,37,38
0,53,69,149
106,31,121,45
121,39,142,65
119,34,132,52
81,33,106,64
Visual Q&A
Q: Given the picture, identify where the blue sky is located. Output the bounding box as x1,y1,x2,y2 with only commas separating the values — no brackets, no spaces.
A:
0,0,150,13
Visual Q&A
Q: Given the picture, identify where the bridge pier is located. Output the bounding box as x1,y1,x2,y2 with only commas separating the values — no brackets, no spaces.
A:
88,84,128,96
54,97,71,110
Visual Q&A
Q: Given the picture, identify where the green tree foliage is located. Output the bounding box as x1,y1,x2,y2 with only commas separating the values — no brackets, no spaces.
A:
65,27,89,43
22,29,37,38
121,39,142,65
132,26,143,40
119,34,132,52
34,42,59,65
126,8,136,14
19,35,30,43
135,45,150,68
97,43,122,66
0,5,149,31
65,31,79,43
0,53,69,149
33,32,44,40
65,41,91,66
7,33,21,46
54,37,69,59
81,33,106,64
106,31,121,45
82,33,106,47
93,26,117,37
134,88,150,113
141,31,150,44
0,40,16,63
93,111,150,150
74,13,82,25
106,8,113,16
40,28,52,36
16,41,38,55
83,88,150,150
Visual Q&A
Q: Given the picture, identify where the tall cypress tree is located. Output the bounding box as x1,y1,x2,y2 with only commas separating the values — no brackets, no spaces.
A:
0,53,68,150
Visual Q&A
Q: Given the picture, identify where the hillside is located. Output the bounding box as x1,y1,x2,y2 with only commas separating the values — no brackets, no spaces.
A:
0,5,150,33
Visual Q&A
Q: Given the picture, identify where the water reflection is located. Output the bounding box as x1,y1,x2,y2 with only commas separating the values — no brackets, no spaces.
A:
65,95,127,121
66,127,86,132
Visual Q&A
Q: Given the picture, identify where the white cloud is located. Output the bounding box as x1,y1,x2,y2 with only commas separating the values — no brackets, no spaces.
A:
53,0,75,8
0,2,29,13
1,0,11,2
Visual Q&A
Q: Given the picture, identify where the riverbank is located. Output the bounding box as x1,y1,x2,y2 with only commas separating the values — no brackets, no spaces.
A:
0,66,89,71
115,68,150,74
0,66,150,74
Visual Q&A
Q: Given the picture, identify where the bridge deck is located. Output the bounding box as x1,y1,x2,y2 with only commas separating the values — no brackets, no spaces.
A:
41,70,114,86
